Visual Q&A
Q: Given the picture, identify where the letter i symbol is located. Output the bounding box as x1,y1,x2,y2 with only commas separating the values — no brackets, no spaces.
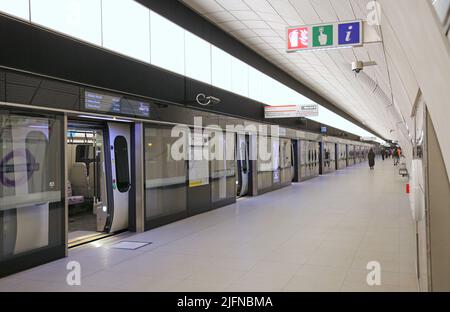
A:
346,26,353,42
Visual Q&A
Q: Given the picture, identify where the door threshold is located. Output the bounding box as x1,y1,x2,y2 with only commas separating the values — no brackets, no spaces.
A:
68,232,116,249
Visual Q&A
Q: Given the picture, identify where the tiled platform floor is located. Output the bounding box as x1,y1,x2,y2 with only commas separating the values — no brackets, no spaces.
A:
0,158,418,292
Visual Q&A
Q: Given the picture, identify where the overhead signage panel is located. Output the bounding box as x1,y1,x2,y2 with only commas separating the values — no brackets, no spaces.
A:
287,20,363,52
264,105,319,119
85,91,150,118
361,136,378,142
265,105,301,119
299,104,319,117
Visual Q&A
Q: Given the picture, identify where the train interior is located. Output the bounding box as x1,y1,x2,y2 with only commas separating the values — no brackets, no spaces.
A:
66,119,132,247
66,122,109,246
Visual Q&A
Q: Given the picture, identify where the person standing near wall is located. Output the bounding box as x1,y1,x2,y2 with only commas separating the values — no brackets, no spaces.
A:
368,148,375,170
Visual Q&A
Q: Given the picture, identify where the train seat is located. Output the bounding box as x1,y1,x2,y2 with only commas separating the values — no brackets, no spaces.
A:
70,163,93,198
67,181,85,206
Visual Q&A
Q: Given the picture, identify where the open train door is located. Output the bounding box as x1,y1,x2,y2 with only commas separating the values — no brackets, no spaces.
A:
236,133,249,197
106,122,131,233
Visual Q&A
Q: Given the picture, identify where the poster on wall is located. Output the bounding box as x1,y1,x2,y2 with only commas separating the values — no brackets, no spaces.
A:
188,134,209,188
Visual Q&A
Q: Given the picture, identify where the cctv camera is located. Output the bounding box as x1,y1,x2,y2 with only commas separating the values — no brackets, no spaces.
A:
352,61,364,74
206,96,221,105
196,94,221,106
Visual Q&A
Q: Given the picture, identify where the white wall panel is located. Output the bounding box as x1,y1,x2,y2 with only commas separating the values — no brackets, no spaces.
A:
30,0,102,45
102,0,150,63
185,32,212,84
150,11,185,76
0,0,29,20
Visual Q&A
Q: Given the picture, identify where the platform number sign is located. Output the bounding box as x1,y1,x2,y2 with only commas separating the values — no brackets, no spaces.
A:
287,20,363,52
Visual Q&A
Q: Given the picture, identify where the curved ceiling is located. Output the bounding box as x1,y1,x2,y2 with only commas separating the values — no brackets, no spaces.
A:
180,0,397,140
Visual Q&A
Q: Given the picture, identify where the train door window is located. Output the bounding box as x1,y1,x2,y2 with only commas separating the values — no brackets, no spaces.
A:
114,136,130,193
75,145,92,163
241,142,248,173
284,140,291,168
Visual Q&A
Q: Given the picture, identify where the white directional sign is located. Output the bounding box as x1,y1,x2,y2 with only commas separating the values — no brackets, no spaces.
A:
299,104,319,117
265,105,301,119
264,105,319,119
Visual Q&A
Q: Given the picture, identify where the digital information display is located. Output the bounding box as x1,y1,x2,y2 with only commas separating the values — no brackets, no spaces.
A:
85,91,150,118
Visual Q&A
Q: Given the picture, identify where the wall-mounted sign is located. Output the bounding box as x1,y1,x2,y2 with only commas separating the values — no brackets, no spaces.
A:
321,127,328,134
85,91,150,118
265,105,301,119
265,105,319,119
188,151,209,188
361,136,377,142
299,104,319,117
188,133,209,188
287,20,363,52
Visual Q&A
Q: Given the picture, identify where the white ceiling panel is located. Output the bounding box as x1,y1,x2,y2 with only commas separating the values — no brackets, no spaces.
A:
241,19,269,29
289,0,321,24
251,28,278,37
255,11,287,23
309,0,339,22
269,0,304,23
329,0,356,21
205,11,237,22
229,10,261,20
243,0,277,14
215,0,250,11
217,20,247,31
182,0,223,13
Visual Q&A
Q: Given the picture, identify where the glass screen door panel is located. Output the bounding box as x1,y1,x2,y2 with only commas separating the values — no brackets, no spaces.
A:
144,126,187,229
210,132,236,204
0,110,64,278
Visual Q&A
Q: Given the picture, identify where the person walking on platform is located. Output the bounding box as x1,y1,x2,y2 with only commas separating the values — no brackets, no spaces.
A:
393,147,400,166
381,150,385,161
368,148,375,170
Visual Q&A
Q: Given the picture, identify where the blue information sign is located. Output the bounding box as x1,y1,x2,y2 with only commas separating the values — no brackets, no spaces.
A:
338,22,362,46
